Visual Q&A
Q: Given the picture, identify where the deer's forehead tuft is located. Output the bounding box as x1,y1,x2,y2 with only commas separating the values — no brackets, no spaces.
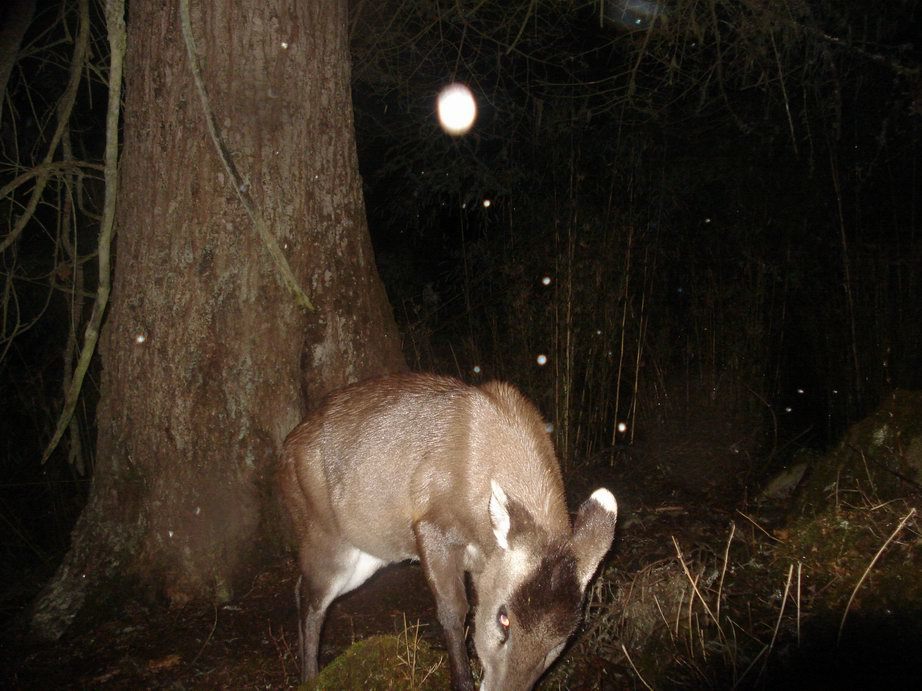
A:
509,543,581,637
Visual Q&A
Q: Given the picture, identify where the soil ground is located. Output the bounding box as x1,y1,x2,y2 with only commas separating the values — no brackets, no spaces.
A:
3,558,439,689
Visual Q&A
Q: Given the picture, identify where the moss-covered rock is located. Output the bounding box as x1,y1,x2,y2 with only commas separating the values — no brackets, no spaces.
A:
304,634,450,690
795,389,922,515
779,389,922,615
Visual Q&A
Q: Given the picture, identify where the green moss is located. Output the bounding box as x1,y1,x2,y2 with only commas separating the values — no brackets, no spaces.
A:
304,634,450,690
778,504,920,613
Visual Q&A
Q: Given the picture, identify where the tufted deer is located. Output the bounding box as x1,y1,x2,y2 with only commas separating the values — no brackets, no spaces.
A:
278,373,617,690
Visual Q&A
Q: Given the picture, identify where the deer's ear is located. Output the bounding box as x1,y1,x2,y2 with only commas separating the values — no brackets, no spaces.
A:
488,480,540,551
571,489,617,588
489,480,511,550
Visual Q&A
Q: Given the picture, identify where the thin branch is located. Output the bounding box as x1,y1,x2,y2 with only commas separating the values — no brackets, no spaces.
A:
735,510,782,542
838,507,916,643
42,0,124,463
505,0,536,56
829,149,861,405
0,160,104,200
190,603,219,666
760,563,793,679
769,29,798,156
672,536,726,641
621,643,653,690
716,521,736,621
1,0,89,256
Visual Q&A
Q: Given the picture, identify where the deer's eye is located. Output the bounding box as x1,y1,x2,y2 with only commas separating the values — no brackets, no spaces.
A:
497,605,510,644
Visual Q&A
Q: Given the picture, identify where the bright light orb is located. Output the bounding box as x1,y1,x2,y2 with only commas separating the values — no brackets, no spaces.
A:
617,421,628,434
541,276,552,286
437,83,477,136
473,365,482,374
536,354,548,366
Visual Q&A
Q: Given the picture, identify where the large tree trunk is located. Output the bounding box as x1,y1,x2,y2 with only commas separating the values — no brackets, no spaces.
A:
32,0,404,639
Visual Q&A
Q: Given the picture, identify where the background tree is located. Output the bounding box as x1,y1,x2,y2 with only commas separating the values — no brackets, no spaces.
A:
351,0,921,462
30,0,403,639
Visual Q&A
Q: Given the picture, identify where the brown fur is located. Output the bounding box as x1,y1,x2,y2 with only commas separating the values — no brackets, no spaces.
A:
278,373,617,691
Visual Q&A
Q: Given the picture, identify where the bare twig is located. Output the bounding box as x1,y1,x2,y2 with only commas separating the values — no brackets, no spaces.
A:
42,0,122,462
505,0,536,56
716,522,736,621
828,150,861,406
1,0,89,256
621,643,653,690
797,562,803,646
190,603,219,666
735,644,767,689
60,132,86,473
847,443,922,491
759,563,794,680
609,226,632,461
735,510,781,542
0,161,103,200
672,536,725,641
769,29,798,156
652,593,676,643
267,622,294,679
838,507,917,643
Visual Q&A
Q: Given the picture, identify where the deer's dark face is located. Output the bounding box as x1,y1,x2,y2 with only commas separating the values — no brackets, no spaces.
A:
472,483,617,691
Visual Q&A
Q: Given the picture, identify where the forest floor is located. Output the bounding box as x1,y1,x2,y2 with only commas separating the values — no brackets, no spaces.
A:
3,555,440,689
0,436,749,690
4,399,921,689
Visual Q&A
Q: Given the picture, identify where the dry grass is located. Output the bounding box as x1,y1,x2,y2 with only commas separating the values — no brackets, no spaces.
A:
395,614,445,689
304,616,449,690
552,494,920,689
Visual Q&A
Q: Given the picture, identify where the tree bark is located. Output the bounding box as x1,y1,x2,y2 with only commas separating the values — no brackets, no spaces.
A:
32,0,404,640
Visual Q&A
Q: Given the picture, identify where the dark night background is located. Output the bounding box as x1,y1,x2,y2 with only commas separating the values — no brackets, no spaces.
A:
350,0,921,448
1,0,921,687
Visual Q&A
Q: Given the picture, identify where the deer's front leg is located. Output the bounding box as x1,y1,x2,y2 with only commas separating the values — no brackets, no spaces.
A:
414,518,474,691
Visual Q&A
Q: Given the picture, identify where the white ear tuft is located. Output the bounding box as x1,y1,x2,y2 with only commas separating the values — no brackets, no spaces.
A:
590,488,618,517
489,480,510,550
573,488,619,589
